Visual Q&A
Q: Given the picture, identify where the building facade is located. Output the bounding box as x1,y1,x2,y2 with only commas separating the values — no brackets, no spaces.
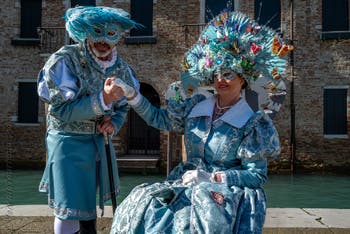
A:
1,0,349,174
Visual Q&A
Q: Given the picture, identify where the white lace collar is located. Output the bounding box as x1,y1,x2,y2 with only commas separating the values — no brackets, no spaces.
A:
87,46,118,72
188,96,254,128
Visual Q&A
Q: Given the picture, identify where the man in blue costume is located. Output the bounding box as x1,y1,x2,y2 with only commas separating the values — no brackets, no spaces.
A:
37,6,140,234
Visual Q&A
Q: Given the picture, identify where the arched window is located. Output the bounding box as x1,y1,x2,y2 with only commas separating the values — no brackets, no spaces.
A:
254,0,281,31
127,83,160,155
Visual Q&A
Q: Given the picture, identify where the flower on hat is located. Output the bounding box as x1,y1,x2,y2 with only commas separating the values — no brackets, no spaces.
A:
181,10,294,93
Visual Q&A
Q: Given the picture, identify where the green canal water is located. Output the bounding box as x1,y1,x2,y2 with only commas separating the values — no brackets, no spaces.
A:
1,170,349,208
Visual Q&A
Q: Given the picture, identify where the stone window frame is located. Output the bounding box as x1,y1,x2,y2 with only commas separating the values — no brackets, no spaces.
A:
11,0,42,46
323,85,349,139
12,79,41,126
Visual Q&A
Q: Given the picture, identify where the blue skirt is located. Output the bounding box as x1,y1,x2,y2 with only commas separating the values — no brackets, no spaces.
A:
110,181,266,233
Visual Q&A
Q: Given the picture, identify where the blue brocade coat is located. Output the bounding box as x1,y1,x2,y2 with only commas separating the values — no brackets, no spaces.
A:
110,94,280,233
37,44,138,220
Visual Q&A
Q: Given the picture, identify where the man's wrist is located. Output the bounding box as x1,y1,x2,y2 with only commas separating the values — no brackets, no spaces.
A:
103,91,112,105
100,91,112,110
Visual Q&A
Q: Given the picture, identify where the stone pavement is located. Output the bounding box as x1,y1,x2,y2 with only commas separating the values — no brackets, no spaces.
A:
1,205,350,233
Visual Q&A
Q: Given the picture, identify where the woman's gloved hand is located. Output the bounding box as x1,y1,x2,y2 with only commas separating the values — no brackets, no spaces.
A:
182,169,214,186
113,78,136,100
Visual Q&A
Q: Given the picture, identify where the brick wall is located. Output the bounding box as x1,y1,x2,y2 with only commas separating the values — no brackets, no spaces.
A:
1,0,349,174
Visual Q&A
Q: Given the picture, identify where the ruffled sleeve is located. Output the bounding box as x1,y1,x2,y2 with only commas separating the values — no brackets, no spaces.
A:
221,112,280,188
129,93,206,133
237,111,280,162
37,55,109,122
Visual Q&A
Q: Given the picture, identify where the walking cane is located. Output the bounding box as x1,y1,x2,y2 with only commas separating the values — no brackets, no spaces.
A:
104,132,117,214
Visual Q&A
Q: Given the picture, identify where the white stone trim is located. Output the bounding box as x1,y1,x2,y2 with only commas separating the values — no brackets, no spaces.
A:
199,0,205,24
324,85,349,89
13,123,41,127
234,0,240,11
15,79,37,83
10,116,41,126
324,134,348,139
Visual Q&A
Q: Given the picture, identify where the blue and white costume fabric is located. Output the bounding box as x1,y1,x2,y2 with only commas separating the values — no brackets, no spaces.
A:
110,94,280,233
37,43,139,220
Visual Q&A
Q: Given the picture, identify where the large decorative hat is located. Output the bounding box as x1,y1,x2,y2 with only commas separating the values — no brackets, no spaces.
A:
180,10,293,118
65,6,140,44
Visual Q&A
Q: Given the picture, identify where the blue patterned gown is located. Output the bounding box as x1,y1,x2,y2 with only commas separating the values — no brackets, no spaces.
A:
37,44,139,220
110,94,280,233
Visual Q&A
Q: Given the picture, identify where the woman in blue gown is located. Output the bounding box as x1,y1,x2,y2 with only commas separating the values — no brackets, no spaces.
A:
111,11,292,234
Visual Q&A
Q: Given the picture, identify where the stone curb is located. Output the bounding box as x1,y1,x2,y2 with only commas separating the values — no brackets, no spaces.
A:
1,205,350,233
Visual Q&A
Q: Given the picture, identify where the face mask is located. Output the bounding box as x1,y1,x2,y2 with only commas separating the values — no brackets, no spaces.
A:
213,69,239,81
87,23,122,45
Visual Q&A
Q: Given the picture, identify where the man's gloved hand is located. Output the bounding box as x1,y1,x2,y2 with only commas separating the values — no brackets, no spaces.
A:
182,169,214,186
113,78,136,100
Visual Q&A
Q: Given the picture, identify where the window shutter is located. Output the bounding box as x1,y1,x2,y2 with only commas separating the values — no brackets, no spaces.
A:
322,0,349,31
20,0,42,38
70,0,96,7
324,89,347,135
130,0,153,36
254,0,281,30
205,0,233,22
18,82,39,123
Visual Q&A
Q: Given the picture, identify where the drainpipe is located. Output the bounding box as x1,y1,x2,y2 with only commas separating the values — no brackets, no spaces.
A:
166,132,173,176
289,0,296,173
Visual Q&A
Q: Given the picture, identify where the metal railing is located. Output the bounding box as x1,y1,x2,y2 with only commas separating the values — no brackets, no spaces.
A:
38,24,206,54
37,27,71,54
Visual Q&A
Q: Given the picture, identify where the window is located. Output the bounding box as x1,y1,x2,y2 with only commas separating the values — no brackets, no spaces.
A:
324,87,348,137
71,0,96,7
20,0,42,38
125,0,156,44
18,82,39,123
12,0,42,45
205,0,233,22
254,0,281,31
322,0,350,39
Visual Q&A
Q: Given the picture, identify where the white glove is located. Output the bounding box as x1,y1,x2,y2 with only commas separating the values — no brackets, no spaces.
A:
113,78,136,99
182,169,214,186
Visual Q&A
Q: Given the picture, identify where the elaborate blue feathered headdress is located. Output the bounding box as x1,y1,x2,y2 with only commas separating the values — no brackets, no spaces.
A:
65,6,141,44
181,11,293,93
